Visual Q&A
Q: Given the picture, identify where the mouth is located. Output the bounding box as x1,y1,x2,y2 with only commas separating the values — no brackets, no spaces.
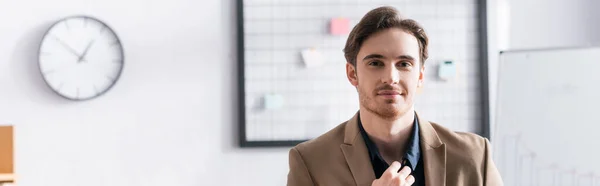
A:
377,90,402,98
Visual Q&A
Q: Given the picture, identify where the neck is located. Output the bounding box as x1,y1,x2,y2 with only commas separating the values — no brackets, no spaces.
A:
359,107,415,163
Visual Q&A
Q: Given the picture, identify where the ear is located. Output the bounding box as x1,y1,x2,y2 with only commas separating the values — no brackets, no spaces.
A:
346,62,358,86
417,64,425,91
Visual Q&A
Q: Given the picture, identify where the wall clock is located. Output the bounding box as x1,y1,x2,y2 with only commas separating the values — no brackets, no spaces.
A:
39,16,124,101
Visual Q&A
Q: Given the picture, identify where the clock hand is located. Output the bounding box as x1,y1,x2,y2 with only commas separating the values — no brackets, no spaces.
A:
78,40,96,62
53,36,81,58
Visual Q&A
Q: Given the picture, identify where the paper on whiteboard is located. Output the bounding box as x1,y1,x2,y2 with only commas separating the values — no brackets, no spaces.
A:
301,48,324,68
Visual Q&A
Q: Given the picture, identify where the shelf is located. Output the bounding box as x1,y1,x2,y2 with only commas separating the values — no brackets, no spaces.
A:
0,173,13,182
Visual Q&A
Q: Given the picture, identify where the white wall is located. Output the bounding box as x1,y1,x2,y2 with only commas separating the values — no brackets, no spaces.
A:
0,0,290,186
507,0,595,49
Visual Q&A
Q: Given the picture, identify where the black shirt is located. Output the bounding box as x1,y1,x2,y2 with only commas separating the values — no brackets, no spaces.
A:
358,114,426,185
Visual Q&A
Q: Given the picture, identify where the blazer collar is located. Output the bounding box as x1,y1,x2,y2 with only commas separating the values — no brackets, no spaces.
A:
357,113,421,173
341,112,376,186
416,112,443,150
343,112,361,145
340,112,447,186
416,113,447,186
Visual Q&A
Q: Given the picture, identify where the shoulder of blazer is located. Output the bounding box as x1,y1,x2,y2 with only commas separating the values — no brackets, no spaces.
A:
427,121,503,185
428,121,488,157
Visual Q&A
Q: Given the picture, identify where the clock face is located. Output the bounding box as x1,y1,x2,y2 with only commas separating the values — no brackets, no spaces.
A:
39,16,124,100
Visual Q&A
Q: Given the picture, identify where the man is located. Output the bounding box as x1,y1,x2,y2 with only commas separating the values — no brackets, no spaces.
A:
287,6,503,186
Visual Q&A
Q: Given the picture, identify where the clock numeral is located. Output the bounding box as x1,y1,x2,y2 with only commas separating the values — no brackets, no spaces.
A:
43,69,56,75
64,21,70,31
57,82,64,91
99,26,107,34
93,85,100,95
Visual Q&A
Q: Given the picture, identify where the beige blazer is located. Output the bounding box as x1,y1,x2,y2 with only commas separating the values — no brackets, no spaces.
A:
287,113,503,186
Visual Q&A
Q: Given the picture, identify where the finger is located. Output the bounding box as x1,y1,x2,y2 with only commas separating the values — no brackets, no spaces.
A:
404,175,415,186
371,179,378,186
388,161,402,174
382,161,402,179
397,165,412,179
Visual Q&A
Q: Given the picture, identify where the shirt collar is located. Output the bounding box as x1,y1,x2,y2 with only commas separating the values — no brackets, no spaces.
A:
358,113,421,171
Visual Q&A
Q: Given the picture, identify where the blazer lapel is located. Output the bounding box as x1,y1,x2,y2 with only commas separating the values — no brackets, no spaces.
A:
340,113,376,186
417,114,447,186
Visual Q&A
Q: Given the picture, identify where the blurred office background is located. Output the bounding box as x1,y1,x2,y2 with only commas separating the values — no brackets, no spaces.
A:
0,0,598,185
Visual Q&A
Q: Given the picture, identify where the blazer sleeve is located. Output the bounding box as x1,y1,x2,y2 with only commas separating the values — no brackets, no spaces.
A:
287,147,314,186
483,138,504,186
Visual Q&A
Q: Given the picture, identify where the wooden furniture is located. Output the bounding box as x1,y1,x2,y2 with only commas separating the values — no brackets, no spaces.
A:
0,126,14,183
0,174,14,182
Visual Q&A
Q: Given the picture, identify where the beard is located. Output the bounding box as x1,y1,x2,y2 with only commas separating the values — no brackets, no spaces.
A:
358,84,410,120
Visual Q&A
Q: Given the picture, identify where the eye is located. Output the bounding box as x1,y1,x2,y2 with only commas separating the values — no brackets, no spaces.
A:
398,61,412,68
368,61,384,67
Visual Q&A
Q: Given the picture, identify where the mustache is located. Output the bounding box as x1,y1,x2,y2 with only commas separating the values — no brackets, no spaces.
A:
375,84,402,92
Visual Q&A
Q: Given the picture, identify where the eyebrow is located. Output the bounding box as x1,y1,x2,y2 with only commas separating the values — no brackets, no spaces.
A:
362,54,415,61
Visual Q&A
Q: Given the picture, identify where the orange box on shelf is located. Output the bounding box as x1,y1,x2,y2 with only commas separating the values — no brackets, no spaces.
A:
0,125,14,183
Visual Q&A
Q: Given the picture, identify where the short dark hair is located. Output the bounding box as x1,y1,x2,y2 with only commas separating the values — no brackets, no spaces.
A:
343,6,429,67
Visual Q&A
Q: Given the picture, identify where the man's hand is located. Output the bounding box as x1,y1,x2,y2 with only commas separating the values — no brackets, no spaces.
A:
371,161,415,186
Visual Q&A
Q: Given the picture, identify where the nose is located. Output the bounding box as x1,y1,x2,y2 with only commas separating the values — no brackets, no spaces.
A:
381,65,400,85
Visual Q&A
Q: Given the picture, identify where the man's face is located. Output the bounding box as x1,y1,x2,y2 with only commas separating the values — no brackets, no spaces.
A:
346,28,424,119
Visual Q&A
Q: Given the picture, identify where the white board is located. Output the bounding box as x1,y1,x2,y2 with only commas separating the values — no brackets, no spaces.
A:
493,47,600,186
240,0,485,145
